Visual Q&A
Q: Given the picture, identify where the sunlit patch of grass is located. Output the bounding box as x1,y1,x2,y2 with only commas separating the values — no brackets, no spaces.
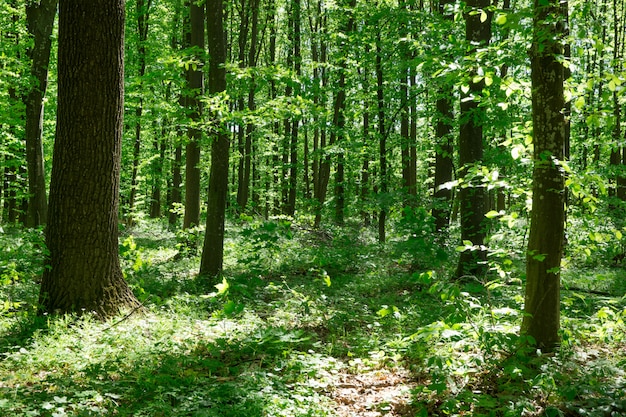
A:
2,218,626,416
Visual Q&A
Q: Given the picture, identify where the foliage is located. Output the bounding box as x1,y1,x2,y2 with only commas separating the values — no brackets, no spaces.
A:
1,219,625,416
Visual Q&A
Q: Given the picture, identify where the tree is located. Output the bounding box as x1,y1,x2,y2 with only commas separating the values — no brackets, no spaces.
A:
521,0,567,352
24,0,57,228
127,0,153,222
39,0,140,317
375,32,387,243
235,0,261,213
200,0,229,280
432,0,456,234
182,0,205,229
455,0,492,279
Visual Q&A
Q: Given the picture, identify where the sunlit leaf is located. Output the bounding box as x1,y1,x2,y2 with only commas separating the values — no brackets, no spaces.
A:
215,277,229,295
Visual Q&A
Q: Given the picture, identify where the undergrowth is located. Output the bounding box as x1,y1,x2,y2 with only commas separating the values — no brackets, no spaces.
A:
0,216,625,417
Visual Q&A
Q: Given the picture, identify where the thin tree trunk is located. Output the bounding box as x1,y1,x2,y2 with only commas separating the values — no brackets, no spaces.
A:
183,1,204,229
432,0,455,233
376,34,387,243
150,120,166,218
287,0,301,217
169,142,183,225
24,0,56,227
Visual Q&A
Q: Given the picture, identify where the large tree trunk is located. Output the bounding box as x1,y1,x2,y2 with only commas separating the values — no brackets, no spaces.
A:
522,0,567,352
39,0,140,318
200,0,230,280
455,0,492,279
24,0,57,228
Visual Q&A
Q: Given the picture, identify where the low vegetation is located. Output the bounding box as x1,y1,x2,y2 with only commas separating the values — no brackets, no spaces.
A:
1,214,625,417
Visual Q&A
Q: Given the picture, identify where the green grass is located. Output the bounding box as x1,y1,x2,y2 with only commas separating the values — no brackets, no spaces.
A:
1,217,625,416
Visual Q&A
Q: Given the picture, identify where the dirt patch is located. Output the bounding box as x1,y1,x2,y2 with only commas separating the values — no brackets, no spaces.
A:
330,368,417,417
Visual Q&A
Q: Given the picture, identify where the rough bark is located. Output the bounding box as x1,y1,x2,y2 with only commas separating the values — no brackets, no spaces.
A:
200,0,230,280
24,0,57,228
522,0,567,352
39,0,140,318
455,0,492,279
432,0,455,234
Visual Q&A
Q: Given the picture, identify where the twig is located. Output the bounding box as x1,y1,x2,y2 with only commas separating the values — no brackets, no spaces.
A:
102,297,150,332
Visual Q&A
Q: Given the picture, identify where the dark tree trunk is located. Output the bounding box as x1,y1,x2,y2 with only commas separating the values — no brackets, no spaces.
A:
183,1,204,229
4,6,24,225
333,0,354,226
150,122,166,218
522,0,567,352
455,0,492,279
376,34,387,243
39,0,140,318
359,63,371,227
3,162,18,223
168,142,183,225
311,3,328,228
235,0,250,212
612,0,626,202
128,0,152,223
200,0,230,280
432,0,455,234
314,0,353,227
236,0,260,213
399,0,415,208
24,0,56,228
287,0,301,217
433,94,454,233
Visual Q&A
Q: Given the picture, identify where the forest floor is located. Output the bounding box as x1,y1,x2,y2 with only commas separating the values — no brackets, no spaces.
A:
0,217,625,416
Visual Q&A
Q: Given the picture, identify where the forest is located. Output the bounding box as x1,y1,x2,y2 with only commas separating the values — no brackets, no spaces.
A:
1,0,626,415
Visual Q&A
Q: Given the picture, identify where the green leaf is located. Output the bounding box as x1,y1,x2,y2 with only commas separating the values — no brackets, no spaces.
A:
215,277,229,295
495,13,507,25
480,10,488,23
485,210,503,219
574,96,585,110
322,274,331,287
222,300,243,316
377,305,391,318
608,80,616,91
